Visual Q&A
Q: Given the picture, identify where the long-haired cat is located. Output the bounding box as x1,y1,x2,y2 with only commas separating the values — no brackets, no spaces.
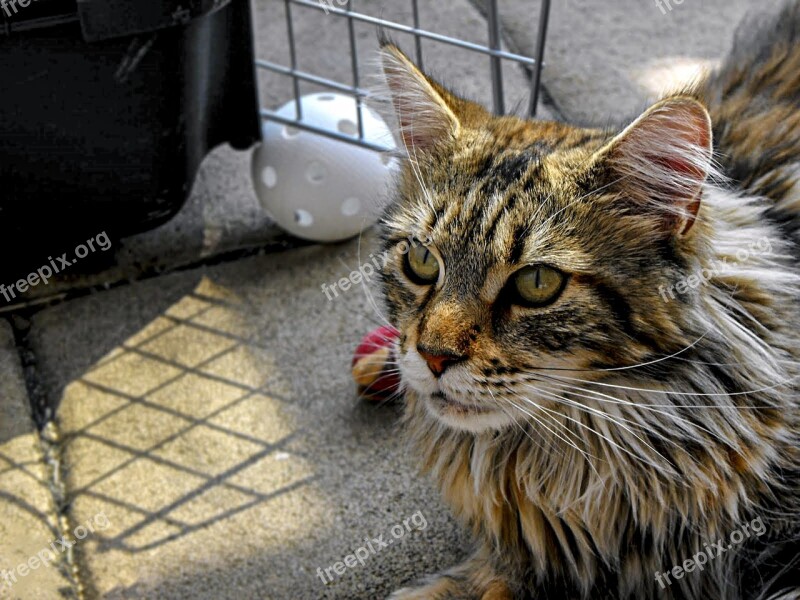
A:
376,3,800,599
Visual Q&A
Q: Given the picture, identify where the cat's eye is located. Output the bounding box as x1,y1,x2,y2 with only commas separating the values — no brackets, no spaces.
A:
512,265,567,307
405,245,440,284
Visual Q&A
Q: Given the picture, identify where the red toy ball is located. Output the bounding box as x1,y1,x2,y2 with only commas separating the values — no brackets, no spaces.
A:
351,326,401,400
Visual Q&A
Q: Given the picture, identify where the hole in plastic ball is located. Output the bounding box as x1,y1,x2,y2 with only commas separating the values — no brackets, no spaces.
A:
261,166,277,188
341,197,361,216
318,95,335,102
337,119,358,136
295,209,314,227
306,161,327,184
380,153,393,167
283,126,301,139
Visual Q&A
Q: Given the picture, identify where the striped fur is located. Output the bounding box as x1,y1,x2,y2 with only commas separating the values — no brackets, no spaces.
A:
378,4,800,600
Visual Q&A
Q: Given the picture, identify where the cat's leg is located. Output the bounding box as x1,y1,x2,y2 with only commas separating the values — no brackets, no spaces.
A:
388,548,514,600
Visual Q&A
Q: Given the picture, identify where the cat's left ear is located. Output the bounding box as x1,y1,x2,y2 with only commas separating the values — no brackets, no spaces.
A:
379,42,465,154
593,97,713,236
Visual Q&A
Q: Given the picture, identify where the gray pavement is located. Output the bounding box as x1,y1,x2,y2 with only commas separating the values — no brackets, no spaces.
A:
0,0,753,598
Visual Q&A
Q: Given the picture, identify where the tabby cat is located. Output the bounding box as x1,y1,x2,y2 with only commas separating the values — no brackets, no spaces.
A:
376,3,800,599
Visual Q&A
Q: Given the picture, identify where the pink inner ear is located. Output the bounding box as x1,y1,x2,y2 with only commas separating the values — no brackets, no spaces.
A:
381,45,459,154
661,115,712,179
681,196,702,234
659,155,703,178
656,155,705,234
391,90,455,154
396,103,437,152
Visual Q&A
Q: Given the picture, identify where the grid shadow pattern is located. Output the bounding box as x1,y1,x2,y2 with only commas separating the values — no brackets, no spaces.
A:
60,280,317,557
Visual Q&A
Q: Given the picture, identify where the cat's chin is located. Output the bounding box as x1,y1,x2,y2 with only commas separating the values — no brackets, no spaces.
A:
422,392,514,433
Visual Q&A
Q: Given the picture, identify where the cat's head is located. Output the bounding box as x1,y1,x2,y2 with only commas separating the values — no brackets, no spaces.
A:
377,43,715,433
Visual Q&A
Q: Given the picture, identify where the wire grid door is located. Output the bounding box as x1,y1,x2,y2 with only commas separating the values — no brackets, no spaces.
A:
257,0,552,153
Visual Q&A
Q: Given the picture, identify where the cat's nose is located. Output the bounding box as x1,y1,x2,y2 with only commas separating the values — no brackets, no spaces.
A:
417,344,465,377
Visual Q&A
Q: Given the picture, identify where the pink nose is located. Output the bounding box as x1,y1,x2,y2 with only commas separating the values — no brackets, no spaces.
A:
417,346,464,377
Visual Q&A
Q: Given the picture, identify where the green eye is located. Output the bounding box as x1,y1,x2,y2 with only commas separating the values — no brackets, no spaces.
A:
405,245,440,284
512,265,567,306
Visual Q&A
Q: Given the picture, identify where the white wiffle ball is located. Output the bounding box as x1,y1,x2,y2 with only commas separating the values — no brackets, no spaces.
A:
252,93,398,242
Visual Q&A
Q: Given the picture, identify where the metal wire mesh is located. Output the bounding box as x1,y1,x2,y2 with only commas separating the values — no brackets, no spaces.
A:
257,0,551,153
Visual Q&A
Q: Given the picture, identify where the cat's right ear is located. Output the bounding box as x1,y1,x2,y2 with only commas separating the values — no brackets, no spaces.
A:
589,97,713,236
379,42,462,154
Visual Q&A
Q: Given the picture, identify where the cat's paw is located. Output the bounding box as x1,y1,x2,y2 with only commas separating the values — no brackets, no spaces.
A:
387,586,435,600
389,549,514,600
387,583,467,600
388,578,512,600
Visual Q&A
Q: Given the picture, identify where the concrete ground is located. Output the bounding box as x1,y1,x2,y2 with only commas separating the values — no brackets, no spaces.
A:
0,0,756,598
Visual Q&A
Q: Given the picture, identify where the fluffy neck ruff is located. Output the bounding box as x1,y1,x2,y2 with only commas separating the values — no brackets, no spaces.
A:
400,183,800,599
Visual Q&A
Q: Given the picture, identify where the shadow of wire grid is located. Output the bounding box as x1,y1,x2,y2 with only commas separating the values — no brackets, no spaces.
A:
254,0,551,152
35,237,466,599
61,278,318,556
